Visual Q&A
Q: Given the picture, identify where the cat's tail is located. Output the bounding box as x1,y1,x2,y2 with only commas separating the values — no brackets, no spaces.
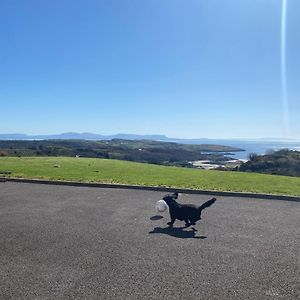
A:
199,198,216,211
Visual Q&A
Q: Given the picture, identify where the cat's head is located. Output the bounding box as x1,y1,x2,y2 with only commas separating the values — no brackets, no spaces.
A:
163,192,178,205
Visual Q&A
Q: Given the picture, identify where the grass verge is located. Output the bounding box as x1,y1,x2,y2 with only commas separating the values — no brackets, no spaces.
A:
1,156,300,196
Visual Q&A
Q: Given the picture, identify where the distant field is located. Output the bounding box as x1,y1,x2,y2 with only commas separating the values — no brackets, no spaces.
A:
0,139,243,167
1,157,300,196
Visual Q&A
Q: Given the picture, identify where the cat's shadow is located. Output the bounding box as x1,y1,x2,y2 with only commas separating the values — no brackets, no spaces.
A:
149,226,207,239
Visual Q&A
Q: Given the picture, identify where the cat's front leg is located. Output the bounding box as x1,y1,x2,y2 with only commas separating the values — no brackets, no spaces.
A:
167,216,176,226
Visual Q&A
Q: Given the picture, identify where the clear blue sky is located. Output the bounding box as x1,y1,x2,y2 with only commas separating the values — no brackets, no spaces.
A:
0,0,299,139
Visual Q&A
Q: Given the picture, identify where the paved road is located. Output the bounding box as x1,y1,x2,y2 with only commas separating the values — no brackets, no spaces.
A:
0,182,299,299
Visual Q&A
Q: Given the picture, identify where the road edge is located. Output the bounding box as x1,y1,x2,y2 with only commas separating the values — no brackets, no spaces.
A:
1,177,300,202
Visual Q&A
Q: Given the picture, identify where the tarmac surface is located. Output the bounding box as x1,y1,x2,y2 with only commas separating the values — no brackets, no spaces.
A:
0,182,299,299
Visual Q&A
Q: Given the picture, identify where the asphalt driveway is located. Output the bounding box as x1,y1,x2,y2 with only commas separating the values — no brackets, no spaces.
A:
0,182,299,299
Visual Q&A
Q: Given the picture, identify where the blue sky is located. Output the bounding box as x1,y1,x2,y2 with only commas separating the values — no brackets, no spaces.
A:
0,0,299,139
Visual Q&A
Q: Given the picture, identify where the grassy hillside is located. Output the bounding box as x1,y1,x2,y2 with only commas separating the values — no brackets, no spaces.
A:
239,149,300,177
1,157,300,196
0,139,243,167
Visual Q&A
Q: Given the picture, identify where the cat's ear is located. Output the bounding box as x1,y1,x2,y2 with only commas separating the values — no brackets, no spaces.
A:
173,192,179,199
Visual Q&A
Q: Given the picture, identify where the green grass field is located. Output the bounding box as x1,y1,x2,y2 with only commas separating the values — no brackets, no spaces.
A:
1,156,300,196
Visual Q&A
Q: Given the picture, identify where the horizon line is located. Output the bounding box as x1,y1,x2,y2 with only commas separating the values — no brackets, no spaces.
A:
0,132,299,141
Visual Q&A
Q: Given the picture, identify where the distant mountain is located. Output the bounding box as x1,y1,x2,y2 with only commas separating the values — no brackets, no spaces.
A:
0,132,170,141
0,133,299,144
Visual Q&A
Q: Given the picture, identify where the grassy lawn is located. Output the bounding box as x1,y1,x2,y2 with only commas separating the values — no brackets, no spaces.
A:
1,156,300,196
